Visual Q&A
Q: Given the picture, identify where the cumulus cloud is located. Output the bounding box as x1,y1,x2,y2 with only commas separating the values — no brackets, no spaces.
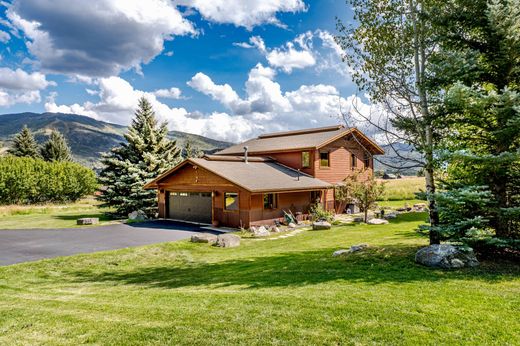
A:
235,30,351,76
187,63,359,134
44,76,260,142
152,87,183,99
6,0,195,77
178,0,306,30
0,30,10,43
0,67,55,106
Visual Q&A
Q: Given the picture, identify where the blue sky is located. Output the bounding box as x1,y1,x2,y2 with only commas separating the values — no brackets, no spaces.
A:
0,0,363,142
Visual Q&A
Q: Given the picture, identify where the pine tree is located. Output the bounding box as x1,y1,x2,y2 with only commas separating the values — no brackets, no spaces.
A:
184,140,202,159
40,130,72,162
8,125,40,158
98,97,181,217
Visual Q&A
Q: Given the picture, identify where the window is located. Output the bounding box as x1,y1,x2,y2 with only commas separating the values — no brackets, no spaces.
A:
351,153,357,169
263,193,278,209
224,192,239,211
320,151,330,167
364,153,371,168
301,151,310,168
310,191,321,204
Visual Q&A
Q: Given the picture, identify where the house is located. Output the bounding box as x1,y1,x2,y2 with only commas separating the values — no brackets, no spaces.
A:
144,125,384,228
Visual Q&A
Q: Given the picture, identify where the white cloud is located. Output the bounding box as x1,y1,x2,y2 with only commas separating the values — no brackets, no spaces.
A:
6,0,195,77
44,76,259,142
266,42,316,73
187,72,244,110
0,67,55,107
178,0,306,30
0,30,10,43
152,87,182,99
0,67,55,90
235,30,351,77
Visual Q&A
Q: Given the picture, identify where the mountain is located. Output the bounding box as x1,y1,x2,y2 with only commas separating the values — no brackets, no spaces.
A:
0,112,231,167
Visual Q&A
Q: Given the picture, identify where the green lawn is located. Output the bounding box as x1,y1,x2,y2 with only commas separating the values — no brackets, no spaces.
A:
0,198,116,229
378,176,426,201
0,213,518,345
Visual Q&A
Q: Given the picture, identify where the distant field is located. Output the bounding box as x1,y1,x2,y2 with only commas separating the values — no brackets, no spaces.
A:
378,176,426,201
0,197,116,229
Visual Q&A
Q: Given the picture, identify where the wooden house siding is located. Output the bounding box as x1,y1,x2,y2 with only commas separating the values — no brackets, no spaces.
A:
263,151,315,176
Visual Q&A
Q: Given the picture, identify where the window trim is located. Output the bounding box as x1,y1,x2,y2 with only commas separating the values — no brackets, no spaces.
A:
363,153,371,169
301,151,311,168
351,153,357,170
319,151,330,168
224,192,239,212
263,193,278,210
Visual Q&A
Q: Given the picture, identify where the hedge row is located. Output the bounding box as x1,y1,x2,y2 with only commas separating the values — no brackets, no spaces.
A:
0,156,98,204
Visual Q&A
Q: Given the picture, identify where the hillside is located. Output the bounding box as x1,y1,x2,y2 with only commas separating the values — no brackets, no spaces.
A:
0,112,231,167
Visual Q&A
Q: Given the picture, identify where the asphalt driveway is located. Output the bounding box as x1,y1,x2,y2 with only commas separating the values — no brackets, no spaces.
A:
0,220,214,266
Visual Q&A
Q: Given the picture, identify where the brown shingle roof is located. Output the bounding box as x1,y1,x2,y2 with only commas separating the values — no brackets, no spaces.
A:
144,156,332,192
215,125,384,155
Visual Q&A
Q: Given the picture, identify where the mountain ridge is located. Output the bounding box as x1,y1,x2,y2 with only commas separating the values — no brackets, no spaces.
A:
0,112,231,167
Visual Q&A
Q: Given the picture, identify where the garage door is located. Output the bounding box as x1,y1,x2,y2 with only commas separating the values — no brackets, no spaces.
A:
168,192,212,224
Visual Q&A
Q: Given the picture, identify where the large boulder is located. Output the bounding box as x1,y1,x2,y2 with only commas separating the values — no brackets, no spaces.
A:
332,249,349,257
415,244,479,269
191,233,218,244
250,226,270,237
269,225,282,233
288,222,297,228
77,217,99,225
312,221,332,230
216,234,241,248
128,210,148,222
367,218,389,225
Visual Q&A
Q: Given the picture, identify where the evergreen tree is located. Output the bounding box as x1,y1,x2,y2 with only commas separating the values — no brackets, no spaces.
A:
184,140,202,159
98,97,181,217
8,125,40,158
40,130,72,162
432,0,520,248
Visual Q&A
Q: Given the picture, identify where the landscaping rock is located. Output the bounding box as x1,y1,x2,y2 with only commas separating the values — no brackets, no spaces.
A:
269,226,282,233
128,210,148,222
415,244,479,269
250,226,270,237
76,218,99,225
332,249,349,257
312,221,332,230
288,222,297,228
353,217,364,222
384,212,398,219
216,234,241,248
190,233,218,244
367,218,389,225
349,243,369,252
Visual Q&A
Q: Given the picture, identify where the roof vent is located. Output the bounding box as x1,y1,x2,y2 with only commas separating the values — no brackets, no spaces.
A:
243,146,249,164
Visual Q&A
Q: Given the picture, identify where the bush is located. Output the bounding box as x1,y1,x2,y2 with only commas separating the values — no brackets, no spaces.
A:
310,204,334,222
0,156,97,204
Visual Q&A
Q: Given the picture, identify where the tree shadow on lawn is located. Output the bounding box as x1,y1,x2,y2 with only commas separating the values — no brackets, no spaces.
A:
53,213,114,222
69,244,520,290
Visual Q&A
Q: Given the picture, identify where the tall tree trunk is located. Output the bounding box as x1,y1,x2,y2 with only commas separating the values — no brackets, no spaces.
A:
425,125,440,244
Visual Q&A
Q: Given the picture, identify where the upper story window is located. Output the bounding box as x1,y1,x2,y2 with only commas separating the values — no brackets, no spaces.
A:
301,151,310,168
320,151,330,168
364,153,371,168
224,192,239,211
263,193,278,209
351,153,357,170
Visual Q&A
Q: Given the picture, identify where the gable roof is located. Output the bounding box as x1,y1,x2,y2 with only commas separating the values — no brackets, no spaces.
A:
215,125,384,155
144,155,332,193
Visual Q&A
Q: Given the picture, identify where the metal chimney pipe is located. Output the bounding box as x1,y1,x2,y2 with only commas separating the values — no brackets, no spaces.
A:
243,146,249,164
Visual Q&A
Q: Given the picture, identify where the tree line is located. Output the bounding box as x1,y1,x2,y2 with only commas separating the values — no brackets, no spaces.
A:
336,0,519,256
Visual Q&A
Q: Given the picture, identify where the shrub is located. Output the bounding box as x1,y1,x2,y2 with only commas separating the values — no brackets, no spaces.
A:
310,204,334,222
0,156,97,204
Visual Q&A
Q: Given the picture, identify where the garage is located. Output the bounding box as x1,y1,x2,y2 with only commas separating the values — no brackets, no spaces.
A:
167,192,212,224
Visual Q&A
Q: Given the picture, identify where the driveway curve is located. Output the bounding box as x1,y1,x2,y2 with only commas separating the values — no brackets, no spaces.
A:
0,220,213,266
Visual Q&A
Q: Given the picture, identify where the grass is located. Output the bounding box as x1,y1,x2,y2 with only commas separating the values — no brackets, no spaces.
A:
0,197,116,229
376,199,425,209
378,176,426,201
0,213,518,345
